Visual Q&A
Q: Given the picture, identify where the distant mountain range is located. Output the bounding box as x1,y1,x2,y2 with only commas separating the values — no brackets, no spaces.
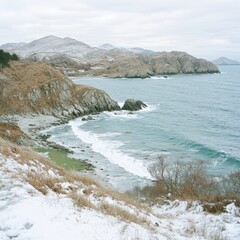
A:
212,57,240,65
0,35,220,78
98,43,155,55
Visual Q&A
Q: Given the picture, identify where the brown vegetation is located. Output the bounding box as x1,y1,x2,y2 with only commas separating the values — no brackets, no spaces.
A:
0,60,65,93
0,137,153,228
0,60,69,115
133,155,240,213
99,202,150,227
0,122,30,145
0,60,119,116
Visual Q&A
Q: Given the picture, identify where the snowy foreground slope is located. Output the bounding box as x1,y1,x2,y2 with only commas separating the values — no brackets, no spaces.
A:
0,141,240,240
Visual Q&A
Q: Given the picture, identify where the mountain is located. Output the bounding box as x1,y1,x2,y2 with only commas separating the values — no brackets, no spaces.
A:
212,57,240,65
0,42,26,52
98,44,155,55
1,35,95,59
98,43,116,50
126,47,155,55
0,35,220,77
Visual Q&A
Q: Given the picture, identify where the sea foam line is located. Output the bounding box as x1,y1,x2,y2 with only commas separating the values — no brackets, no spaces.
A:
69,120,152,179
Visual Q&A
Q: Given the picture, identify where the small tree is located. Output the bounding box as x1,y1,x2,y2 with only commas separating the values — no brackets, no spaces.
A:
0,49,19,68
11,53,19,61
148,155,218,199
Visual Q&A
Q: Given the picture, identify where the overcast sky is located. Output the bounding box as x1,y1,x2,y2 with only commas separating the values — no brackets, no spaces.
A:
1,0,239,60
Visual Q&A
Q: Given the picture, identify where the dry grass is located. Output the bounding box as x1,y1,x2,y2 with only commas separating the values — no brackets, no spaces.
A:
64,170,150,214
65,171,101,187
0,137,64,174
0,61,65,94
0,60,73,115
0,122,30,144
26,172,65,195
0,137,154,229
71,191,96,209
99,202,151,228
184,222,226,240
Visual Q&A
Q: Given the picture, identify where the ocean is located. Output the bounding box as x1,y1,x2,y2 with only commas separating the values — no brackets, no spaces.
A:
44,66,240,191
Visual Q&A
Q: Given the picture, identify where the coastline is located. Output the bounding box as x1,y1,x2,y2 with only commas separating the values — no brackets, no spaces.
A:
4,113,117,191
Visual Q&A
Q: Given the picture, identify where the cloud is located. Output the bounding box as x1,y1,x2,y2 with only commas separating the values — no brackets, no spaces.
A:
0,0,239,60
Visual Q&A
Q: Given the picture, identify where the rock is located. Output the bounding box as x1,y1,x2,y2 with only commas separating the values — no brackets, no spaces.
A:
122,99,147,111
82,116,94,121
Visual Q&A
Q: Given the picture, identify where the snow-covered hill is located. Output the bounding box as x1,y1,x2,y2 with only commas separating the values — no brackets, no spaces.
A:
0,42,26,52
1,35,95,59
0,136,240,240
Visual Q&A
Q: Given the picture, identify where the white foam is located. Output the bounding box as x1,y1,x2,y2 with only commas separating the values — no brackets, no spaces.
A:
118,102,124,108
69,120,152,179
140,104,157,113
99,132,122,137
104,111,140,119
151,76,170,80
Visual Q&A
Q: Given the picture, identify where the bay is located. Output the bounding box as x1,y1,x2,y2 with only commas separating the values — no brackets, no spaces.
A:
44,66,240,191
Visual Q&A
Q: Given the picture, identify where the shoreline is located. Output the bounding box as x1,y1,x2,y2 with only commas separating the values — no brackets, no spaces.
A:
6,113,117,191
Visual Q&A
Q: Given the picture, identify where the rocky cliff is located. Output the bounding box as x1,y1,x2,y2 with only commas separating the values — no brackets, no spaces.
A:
0,61,120,119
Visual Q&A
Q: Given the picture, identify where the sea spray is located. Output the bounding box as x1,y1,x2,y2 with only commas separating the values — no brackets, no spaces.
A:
69,120,152,179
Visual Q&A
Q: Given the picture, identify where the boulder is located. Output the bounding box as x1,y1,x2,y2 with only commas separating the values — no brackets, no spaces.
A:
122,99,147,111
82,116,94,121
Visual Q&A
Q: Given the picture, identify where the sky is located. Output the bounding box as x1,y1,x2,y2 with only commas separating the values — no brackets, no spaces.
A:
0,0,239,60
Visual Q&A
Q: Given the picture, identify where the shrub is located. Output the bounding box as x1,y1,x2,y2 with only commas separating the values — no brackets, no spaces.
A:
130,155,240,212
0,49,19,68
148,156,218,200
222,171,240,206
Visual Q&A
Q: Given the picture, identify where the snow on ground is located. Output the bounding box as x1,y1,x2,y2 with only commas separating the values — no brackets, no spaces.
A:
0,150,240,240
0,153,159,240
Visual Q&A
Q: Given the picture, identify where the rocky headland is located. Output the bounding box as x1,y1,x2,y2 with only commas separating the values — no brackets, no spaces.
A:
0,61,120,121
1,35,220,78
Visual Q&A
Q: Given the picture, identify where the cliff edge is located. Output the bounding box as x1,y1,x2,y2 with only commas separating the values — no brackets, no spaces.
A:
0,61,120,118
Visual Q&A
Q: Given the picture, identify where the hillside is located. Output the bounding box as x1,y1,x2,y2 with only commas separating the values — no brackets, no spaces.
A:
212,57,240,65
0,60,120,117
1,136,240,239
0,36,220,77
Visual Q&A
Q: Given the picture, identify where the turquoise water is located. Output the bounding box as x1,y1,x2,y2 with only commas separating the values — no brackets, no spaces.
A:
45,66,240,191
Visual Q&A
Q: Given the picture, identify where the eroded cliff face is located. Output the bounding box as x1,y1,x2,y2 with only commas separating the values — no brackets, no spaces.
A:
0,61,120,118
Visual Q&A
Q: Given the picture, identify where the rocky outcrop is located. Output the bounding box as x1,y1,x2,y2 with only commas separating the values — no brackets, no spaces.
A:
122,99,147,111
148,52,220,75
0,61,120,119
74,51,220,78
